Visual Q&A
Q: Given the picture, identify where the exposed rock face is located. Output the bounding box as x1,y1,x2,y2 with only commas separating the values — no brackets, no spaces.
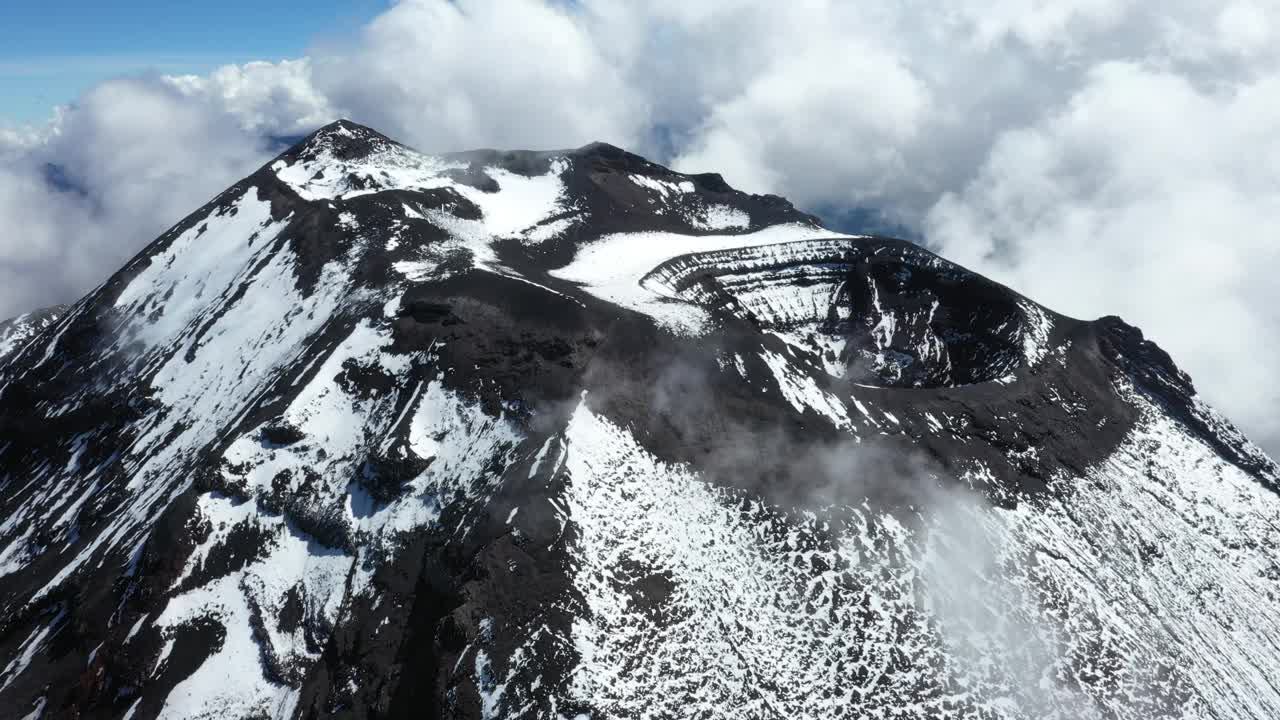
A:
1,120,1278,720
642,239,1032,387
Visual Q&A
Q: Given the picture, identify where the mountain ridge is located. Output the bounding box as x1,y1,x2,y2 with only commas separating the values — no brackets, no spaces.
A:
1,120,1278,720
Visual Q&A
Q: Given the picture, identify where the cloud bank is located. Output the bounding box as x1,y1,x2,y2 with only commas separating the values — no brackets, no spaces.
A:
3,0,1278,453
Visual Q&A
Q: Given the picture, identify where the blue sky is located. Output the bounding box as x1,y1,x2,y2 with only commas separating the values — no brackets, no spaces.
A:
0,1,388,126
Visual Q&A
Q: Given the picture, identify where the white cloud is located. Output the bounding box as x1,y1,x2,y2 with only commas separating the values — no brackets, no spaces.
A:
311,0,647,152
2,0,1279,453
672,38,931,202
0,77,272,318
165,59,334,136
1217,2,1274,55
927,62,1280,453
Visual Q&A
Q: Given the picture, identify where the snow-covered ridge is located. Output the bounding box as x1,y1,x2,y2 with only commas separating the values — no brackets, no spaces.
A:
271,124,576,250
1,120,1276,719
0,134,541,716
0,305,65,366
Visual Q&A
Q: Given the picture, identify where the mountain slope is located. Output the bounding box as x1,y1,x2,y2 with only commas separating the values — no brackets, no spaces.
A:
0,305,66,366
1,120,1278,720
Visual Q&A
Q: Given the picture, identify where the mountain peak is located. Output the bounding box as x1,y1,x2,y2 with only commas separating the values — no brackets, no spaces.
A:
2,122,1279,719
0,303,66,366
259,122,818,237
282,118,400,164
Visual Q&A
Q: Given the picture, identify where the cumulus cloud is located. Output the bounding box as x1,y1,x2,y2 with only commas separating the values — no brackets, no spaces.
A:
2,0,1279,453
165,59,335,136
927,61,1280,454
0,77,273,318
312,0,647,152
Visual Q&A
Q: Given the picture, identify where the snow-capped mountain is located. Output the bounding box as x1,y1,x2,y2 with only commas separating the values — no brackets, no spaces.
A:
0,306,65,366
2,120,1278,720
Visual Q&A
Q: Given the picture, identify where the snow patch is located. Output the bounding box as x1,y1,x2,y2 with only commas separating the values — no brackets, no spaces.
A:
689,204,750,231
552,223,841,335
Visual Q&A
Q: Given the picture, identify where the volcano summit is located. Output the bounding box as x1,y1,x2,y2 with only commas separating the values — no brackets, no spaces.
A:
1,121,1278,719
